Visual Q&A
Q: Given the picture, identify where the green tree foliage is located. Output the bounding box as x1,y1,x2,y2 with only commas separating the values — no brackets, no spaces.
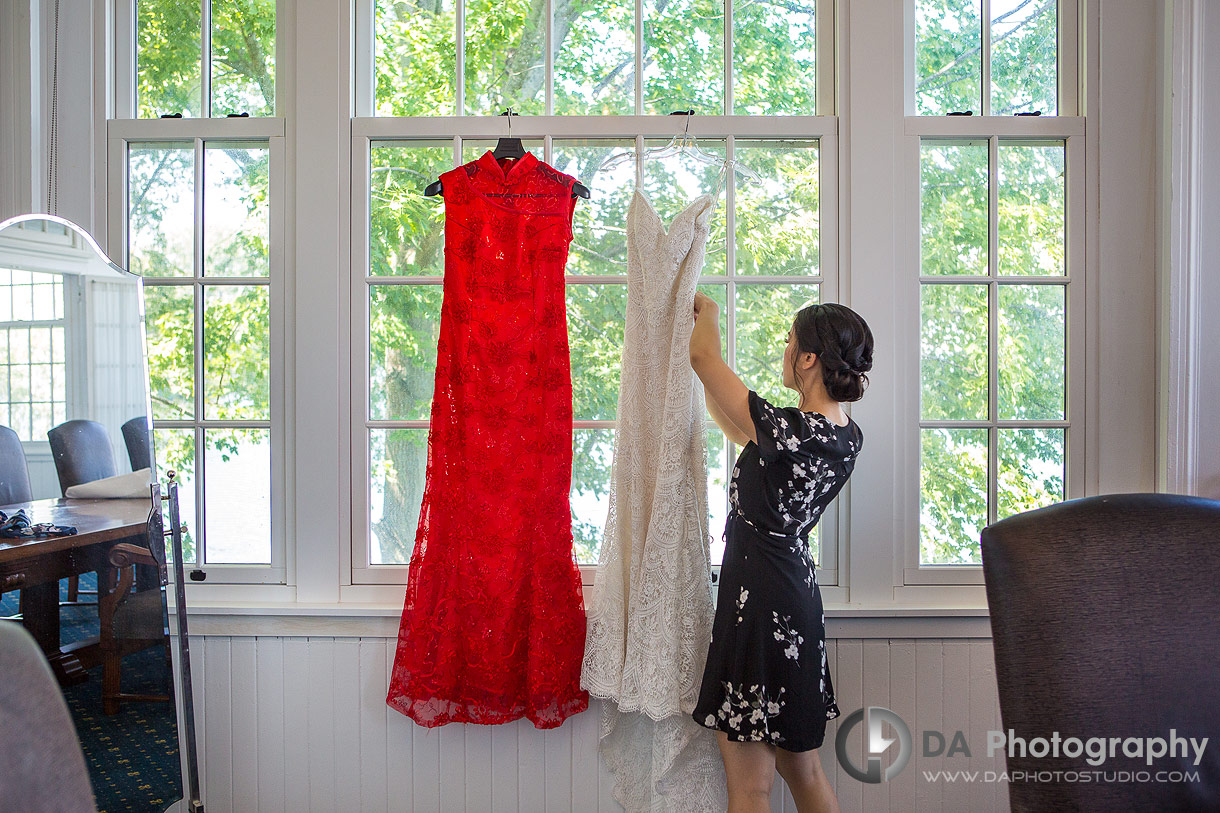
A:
133,0,1067,568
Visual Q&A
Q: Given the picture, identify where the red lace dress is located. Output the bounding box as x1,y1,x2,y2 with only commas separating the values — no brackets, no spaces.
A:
386,151,589,729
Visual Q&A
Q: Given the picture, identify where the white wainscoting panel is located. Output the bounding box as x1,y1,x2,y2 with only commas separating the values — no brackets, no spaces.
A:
186,636,1010,813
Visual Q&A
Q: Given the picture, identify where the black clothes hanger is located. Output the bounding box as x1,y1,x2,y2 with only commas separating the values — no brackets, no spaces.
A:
424,108,591,199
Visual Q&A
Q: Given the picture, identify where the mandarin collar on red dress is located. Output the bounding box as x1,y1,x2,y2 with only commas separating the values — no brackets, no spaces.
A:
476,150,538,184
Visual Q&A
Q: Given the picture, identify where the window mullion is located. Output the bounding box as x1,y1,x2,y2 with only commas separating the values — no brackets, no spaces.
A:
980,0,991,116
987,134,999,526
545,0,554,116
726,135,736,275
201,0,212,118
193,136,207,563
634,0,643,115
724,0,733,114
456,0,465,115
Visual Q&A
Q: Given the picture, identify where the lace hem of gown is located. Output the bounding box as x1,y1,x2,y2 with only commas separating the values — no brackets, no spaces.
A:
599,700,727,813
386,688,589,730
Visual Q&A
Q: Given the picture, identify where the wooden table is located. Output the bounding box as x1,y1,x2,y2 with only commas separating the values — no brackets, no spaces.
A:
0,498,153,685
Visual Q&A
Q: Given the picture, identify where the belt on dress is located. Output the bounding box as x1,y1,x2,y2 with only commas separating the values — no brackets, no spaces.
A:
728,507,809,545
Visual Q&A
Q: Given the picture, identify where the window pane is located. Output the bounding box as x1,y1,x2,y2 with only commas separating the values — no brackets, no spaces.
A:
643,0,724,114
991,0,1057,115
921,284,988,420
553,0,635,115
572,428,614,564
137,0,201,117
370,428,427,564
551,139,635,275
998,427,1064,520
204,428,270,563
155,427,197,563
641,138,727,276
915,0,982,115
735,140,819,276
210,0,276,116
205,143,270,277
129,144,195,277
370,141,452,277
998,142,1064,276
998,284,1064,420
734,284,820,407
568,283,627,421
370,284,443,421
921,141,988,276
203,285,269,420
144,285,195,421
464,0,546,115
375,0,457,116
733,0,815,114
920,427,986,564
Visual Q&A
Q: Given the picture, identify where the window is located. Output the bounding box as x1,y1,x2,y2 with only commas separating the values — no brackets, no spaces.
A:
135,0,276,118
111,0,283,581
99,0,1107,607
914,0,1064,116
352,0,839,583
0,265,67,442
906,0,1082,581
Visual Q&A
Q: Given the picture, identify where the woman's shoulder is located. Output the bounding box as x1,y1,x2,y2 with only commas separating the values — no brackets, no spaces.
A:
748,391,862,462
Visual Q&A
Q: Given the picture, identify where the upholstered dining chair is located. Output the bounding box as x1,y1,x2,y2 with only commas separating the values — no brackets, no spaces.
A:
47,419,118,604
0,622,97,812
0,424,33,507
0,424,34,618
120,416,151,472
47,419,118,497
981,493,1220,812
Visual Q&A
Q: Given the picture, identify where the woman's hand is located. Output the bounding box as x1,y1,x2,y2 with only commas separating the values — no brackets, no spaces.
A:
693,291,719,322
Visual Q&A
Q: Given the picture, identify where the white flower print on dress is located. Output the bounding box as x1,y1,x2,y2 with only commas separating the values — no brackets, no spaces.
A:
772,612,804,665
710,682,788,744
735,587,749,624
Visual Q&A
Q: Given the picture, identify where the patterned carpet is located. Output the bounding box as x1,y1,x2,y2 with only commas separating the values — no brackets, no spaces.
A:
1,575,183,812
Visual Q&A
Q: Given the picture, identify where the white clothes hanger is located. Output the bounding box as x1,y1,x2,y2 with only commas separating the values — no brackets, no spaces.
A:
598,112,763,189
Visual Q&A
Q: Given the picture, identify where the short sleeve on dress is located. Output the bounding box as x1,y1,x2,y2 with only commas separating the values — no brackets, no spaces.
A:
747,390,810,463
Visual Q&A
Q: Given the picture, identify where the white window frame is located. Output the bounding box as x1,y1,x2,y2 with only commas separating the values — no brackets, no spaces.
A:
106,0,288,585
897,0,1086,589
345,0,845,596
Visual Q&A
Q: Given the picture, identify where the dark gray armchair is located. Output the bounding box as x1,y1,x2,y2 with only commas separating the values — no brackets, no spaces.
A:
981,493,1220,812
46,419,118,497
0,424,33,507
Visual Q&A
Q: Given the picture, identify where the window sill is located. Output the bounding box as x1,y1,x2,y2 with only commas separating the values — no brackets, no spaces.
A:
170,599,994,639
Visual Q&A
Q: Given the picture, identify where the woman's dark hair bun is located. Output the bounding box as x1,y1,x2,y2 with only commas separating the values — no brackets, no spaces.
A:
791,302,875,403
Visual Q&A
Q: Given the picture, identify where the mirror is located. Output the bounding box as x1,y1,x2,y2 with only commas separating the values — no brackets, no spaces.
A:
0,214,190,811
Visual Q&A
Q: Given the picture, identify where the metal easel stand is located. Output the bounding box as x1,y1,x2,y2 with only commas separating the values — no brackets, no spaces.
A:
158,474,205,813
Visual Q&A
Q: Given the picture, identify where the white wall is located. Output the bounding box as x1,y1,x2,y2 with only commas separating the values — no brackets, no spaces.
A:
1193,2,1220,498
184,633,1009,813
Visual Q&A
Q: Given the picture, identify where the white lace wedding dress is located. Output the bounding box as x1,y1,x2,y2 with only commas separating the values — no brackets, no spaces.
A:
581,187,727,812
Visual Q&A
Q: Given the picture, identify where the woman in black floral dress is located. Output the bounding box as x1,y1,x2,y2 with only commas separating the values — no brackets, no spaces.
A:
688,295,873,813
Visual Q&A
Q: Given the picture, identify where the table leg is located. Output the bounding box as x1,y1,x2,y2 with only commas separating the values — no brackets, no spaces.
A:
22,579,88,686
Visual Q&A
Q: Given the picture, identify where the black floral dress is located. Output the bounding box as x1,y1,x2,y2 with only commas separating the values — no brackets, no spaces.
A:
693,390,862,752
